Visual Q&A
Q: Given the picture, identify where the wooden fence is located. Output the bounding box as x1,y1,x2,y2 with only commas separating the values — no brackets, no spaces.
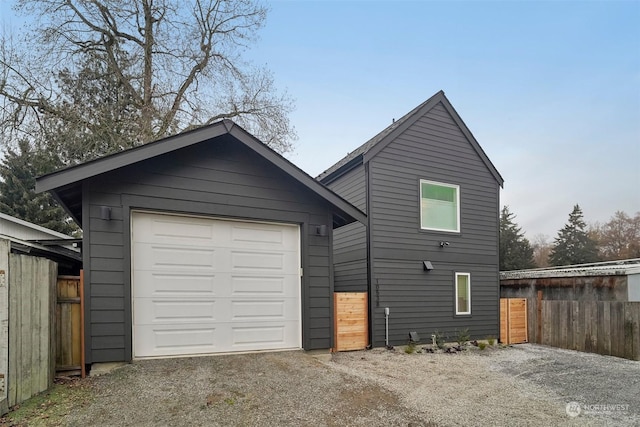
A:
56,275,84,376
334,292,368,351
500,298,528,344
541,300,640,360
0,241,57,415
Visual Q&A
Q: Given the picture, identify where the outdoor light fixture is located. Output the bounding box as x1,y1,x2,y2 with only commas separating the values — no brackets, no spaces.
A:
315,225,327,236
423,261,434,271
439,241,449,247
100,206,111,221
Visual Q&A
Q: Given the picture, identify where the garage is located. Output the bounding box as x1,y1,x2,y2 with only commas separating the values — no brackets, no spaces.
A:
132,211,301,358
36,120,366,364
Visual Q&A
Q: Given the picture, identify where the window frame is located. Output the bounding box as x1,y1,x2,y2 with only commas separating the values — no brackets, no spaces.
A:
419,179,460,233
455,272,471,315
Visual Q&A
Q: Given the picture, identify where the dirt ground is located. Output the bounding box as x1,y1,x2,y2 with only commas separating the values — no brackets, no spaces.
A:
1,344,638,426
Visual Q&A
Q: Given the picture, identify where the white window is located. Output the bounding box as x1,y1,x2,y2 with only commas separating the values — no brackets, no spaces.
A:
420,180,460,232
455,273,471,315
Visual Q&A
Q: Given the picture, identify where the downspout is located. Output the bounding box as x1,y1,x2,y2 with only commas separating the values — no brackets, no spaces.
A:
365,161,374,348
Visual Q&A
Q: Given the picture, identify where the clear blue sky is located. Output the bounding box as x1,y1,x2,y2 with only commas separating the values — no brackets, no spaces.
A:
1,0,639,240
248,0,640,240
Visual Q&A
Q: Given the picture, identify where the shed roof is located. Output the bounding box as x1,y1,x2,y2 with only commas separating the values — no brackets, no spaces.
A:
317,90,504,186
500,259,640,280
36,120,366,228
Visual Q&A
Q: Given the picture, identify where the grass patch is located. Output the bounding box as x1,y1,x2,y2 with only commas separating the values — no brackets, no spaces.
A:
0,378,93,427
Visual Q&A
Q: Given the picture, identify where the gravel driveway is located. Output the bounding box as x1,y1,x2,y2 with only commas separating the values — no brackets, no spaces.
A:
21,344,640,426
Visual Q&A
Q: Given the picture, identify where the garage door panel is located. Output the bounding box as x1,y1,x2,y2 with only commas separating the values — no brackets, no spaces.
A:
145,300,219,321
230,276,286,294
132,273,218,298
132,212,301,358
135,324,218,357
134,243,217,270
230,298,299,321
231,321,300,347
231,250,298,272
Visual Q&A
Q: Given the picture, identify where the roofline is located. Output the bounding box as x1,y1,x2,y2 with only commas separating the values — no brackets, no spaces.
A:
36,120,367,226
0,211,74,239
318,91,504,187
500,259,640,280
224,123,367,225
36,122,230,193
317,154,364,186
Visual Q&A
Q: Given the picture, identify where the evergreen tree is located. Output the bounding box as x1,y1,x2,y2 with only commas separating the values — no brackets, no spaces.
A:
548,204,599,266
0,140,77,235
499,206,535,271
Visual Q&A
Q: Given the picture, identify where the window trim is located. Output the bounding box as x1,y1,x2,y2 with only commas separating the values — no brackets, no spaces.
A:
419,179,460,233
455,272,471,315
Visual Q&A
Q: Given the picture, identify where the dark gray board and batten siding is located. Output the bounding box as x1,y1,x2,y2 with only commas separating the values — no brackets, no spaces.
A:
322,98,502,347
83,136,338,363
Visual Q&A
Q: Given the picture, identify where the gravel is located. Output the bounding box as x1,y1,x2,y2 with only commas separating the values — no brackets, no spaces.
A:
51,344,640,426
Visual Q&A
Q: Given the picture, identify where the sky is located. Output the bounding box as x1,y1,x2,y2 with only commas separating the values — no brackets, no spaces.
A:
245,0,640,240
1,0,639,240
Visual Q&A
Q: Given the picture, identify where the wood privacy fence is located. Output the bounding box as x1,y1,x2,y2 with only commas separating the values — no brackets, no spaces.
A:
0,240,57,415
540,300,640,360
334,292,368,351
56,275,84,376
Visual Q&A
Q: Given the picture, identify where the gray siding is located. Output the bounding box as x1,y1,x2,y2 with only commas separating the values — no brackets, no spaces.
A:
369,102,500,346
83,136,336,363
326,165,367,293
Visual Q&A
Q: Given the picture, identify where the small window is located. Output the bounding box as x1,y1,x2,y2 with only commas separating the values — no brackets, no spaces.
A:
455,273,471,315
420,180,460,232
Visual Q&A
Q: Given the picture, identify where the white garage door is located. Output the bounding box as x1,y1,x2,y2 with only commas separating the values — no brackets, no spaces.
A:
131,211,301,358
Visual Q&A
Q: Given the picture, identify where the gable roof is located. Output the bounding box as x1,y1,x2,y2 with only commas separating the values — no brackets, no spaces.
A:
36,120,366,228
317,90,504,186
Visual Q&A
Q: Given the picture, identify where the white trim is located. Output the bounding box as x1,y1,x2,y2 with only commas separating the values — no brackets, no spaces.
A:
455,272,471,315
419,179,460,233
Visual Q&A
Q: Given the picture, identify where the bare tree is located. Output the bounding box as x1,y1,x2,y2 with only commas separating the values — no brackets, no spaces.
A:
1,0,296,155
590,211,640,261
531,234,552,268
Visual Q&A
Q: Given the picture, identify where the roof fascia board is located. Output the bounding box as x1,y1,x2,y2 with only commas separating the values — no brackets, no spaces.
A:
226,125,367,225
36,124,228,193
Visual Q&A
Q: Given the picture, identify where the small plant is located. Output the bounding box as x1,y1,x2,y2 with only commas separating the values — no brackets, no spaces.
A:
404,341,416,354
455,328,470,347
478,342,487,350
487,336,496,346
431,330,445,349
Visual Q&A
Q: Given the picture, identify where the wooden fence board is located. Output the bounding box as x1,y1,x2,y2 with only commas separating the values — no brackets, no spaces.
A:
4,252,56,410
0,241,9,416
55,276,82,374
540,300,640,361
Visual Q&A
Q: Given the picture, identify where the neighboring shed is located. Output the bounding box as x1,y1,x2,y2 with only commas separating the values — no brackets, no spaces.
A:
500,260,640,359
500,259,640,302
36,120,365,364
318,91,504,347
0,212,81,274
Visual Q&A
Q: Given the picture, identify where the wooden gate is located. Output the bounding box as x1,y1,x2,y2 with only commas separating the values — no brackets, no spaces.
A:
334,292,368,351
500,298,528,344
56,274,84,377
